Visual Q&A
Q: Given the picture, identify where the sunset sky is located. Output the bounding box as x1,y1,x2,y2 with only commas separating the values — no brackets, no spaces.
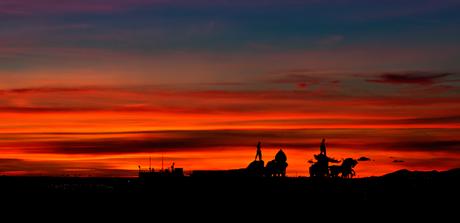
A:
1,0,459,177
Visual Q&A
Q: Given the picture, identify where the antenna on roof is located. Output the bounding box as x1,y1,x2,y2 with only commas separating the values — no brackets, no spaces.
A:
149,156,151,172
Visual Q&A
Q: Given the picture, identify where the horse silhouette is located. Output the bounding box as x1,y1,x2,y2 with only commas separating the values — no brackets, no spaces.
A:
329,164,341,178
314,157,358,178
340,158,358,178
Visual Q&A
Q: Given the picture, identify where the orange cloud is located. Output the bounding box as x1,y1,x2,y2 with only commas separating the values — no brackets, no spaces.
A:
0,84,458,177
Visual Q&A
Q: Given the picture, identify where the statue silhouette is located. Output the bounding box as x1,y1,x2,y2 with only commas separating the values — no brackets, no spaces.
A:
309,138,359,178
247,141,265,176
309,154,329,177
275,149,287,163
309,138,350,178
320,138,326,156
255,141,262,161
265,149,288,177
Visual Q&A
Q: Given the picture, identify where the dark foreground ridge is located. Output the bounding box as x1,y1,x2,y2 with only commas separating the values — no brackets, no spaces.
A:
1,141,458,215
1,168,458,204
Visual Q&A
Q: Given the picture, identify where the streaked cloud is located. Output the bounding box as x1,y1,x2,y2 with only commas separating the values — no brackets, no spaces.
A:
367,71,456,85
